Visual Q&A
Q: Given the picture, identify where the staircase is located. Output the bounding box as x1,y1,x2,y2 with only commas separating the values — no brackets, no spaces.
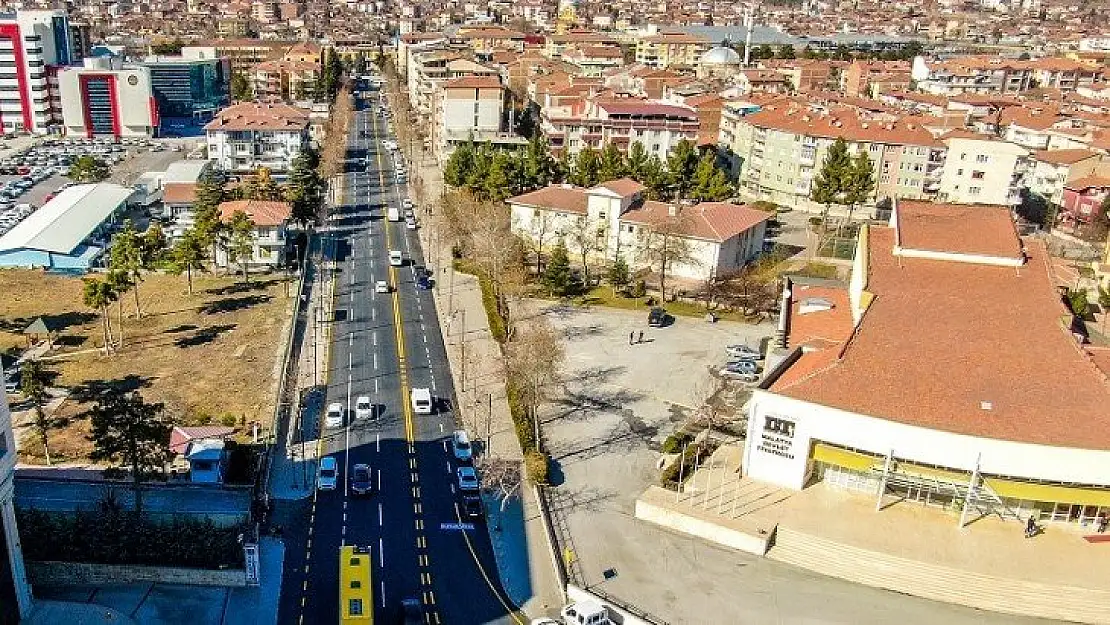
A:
767,526,1110,624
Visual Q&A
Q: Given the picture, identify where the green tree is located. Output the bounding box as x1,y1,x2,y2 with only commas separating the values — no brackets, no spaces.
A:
444,139,476,188
353,51,368,76
844,150,876,222
522,134,556,190
554,149,572,184
110,220,146,319
20,359,54,465
465,143,495,197
1068,289,1089,317
193,169,227,260
542,239,573,296
607,253,631,292
287,151,324,227
690,154,734,201
142,222,167,267
810,137,853,231
1099,286,1110,336
82,276,117,354
598,143,627,182
485,151,521,202
666,139,699,199
754,44,775,60
169,229,207,295
777,45,797,59
68,155,110,183
87,390,173,514
641,154,669,200
150,38,184,55
230,71,252,102
571,146,601,187
627,141,649,180
225,210,256,283
105,268,132,348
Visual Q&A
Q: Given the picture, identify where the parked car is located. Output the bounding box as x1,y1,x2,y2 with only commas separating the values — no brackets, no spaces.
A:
389,250,403,266
416,273,431,290
350,463,372,496
456,466,479,492
324,402,345,428
355,395,374,420
725,344,761,361
3,368,20,394
647,307,668,327
452,430,473,462
317,456,338,491
405,217,417,230
462,494,483,519
719,360,760,379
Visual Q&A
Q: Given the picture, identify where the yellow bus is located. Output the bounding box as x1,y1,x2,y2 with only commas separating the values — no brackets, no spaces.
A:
339,545,373,624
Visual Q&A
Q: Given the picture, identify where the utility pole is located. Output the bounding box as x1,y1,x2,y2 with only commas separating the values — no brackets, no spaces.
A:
459,308,467,392
486,392,493,454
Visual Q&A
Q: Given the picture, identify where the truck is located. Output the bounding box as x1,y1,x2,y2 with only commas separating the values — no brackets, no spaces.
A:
558,600,612,625
387,206,400,221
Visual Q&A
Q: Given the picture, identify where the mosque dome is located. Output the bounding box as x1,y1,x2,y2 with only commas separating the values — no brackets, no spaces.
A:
700,46,742,66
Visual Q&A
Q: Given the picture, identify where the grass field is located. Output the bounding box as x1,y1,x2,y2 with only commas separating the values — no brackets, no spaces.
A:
1,269,293,464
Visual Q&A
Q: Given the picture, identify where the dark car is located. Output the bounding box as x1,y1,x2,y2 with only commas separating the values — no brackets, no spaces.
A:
462,494,482,519
401,598,423,624
647,307,668,327
350,463,372,496
416,273,431,290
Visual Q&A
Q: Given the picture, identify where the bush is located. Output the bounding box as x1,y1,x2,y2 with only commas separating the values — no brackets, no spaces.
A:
631,280,647,298
660,443,708,489
751,200,778,213
525,450,549,485
661,431,693,454
219,413,238,427
476,271,508,344
1067,289,1089,317
506,379,536,452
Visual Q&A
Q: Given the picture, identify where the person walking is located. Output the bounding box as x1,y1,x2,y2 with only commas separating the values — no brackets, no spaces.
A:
637,330,644,344
629,331,635,345
1025,515,1037,538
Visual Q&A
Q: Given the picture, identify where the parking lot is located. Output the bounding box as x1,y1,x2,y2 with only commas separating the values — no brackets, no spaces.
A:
538,303,1035,625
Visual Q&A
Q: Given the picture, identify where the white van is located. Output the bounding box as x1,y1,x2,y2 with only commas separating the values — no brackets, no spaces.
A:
411,388,432,414
387,206,400,221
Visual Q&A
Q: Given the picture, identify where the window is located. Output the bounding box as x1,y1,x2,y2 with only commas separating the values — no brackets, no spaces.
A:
957,169,963,176
626,225,635,233
532,209,540,219
971,171,984,180
598,211,606,220
976,154,989,163
960,153,967,160
348,599,364,616
969,186,981,195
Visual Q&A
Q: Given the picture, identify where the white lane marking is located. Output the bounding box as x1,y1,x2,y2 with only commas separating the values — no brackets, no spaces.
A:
420,323,426,332
374,378,379,393
431,378,437,392
450,483,456,494
372,307,376,321
422,334,427,344
375,432,380,453
349,334,353,347
440,429,446,441
446,459,451,474
377,468,381,492
380,581,386,608
372,331,377,346
378,537,384,568
378,502,383,526
373,353,378,370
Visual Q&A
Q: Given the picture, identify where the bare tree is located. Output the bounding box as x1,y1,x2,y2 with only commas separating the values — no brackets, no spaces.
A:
638,210,700,300
478,456,522,514
504,316,565,450
691,375,731,439
716,258,783,318
469,201,527,337
566,217,606,286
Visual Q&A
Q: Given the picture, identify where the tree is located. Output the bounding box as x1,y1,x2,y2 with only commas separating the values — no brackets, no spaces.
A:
641,155,669,200
598,143,627,182
607,253,631,291
105,269,132,348
110,220,146,319
571,145,601,187
666,139,699,200
542,239,574,296
810,137,852,233
567,217,605,287
521,134,556,190
230,71,252,102
20,360,54,465
690,154,734,202
87,390,174,514
193,169,227,260
843,150,876,223
68,155,110,183
444,139,476,188
554,149,572,184
243,167,282,201
627,141,649,180
169,229,207,295
287,150,324,227
142,222,168,267
225,210,256,283
639,211,699,299
150,38,184,55
479,457,523,515
754,44,775,60
82,277,117,354
776,45,797,60
504,317,565,451
484,151,521,202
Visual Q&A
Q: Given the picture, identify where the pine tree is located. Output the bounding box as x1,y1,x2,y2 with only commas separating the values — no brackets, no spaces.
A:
572,146,601,187
810,137,852,228
522,134,555,191
485,151,517,202
844,150,876,222
542,239,573,296
20,359,53,465
607,254,631,291
627,141,649,180
193,170,227,260
287,152,324,227
444,139,476,188
465,143,494,197
554,149,572,184
109,220,146,319
641,155,669,200
598,143,627,182
666,139,699,199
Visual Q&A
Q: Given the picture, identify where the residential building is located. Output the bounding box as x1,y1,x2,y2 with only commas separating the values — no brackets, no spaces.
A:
911,56,1033,96
544,30,617,58
543,95,699,160
451,26,526,54
635,30,710,70
842,60,911,97
205,102,310,179
215,199,293,268
58,58,157,137
250,59,318,103
561,45,625,77
0,368,33,624
747,199,1110,532
136,53,231,130
766,59,835,94
431,75,525,162
183,40,289,72
937,132,1029,206
1027,57,1102,92
1058,176,1110,233
508,179,769,284
0,183,132,269
1026,149,1107,207
0,9,80,134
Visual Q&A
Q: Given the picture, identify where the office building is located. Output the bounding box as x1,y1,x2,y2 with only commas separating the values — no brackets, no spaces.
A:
0,9,80,134
136,54,230,132
0,369,33,625
58,57,157,137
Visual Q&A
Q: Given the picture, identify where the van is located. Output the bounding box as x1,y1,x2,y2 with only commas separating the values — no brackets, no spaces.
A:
411,388,432,414
387,206,400,221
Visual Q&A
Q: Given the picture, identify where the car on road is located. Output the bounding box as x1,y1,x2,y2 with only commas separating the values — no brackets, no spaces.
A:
411,387,432,414
647,306,668,327
324,402,345,428
3,368,20,394
452,430,473,462
462,494,483,519
355,395,374,420
375,280,390,293
389,250,403,266
416,273,431,290
457,466,479,492
317,456,338,491
401,198,413,210
405,216,417,230
719,360,759,379
350,463,372,496
725,344,761,361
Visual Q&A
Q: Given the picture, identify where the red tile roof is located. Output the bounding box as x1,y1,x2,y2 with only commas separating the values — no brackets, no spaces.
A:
204,102,309,131
1032,148,1100,165
218,199,292,226
597,100,696,119
620,200,770,242
895,200,1022,260
170,425,235,455
1064,175,1110,191
508,185,589,215
163,182,197,205
596,177,645,197
442,76,503,90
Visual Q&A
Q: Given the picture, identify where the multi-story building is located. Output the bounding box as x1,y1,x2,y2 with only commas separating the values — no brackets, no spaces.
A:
1058,176,1110,233
635,30,709,70
58,58,157,137
215,199,293,268
407,46,498,116
205,102,310,179
726,103,946,212
432,75,525,161
1026,149,1107,208
0,368,33,624
0,9,80,134
561,45,625,77
842,60,911,97
1027,57,1102,92
937,131,1030,206
911,56,1033,96
250,59,317,103
543,95,699,159
136,53,230,130
183,40,290,72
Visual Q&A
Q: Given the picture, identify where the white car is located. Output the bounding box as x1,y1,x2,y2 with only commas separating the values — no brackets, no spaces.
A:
375,280,390,293
317,456,338,491
355,395,374,420
401,198,414,210
411,387,432,414
405,218,417,230
324,402,344,428
452,430,473,462
725,344,761,360
389,250,403,266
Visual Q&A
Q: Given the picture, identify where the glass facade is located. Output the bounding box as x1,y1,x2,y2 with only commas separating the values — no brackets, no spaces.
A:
140,58,229,123
83,77,114,135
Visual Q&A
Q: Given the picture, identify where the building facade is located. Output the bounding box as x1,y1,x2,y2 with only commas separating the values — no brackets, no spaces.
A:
137,54,230,130
205,102,309,178
937,134,1029,206
0,369,32,624
250,59,317,103
215,199,292,268
58,59,157,137
0,10,80,134
543,96,699,160
432,75,508,162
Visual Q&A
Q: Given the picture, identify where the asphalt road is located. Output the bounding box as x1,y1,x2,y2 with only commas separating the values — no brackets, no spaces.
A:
277,97,514,625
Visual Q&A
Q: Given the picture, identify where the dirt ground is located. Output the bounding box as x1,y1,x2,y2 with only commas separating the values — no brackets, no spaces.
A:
1,269,293,464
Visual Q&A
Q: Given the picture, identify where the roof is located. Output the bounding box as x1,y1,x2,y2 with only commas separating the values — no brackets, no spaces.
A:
895,200,1022,261
170,425,235,455
770,226,1110,451
204,102,309,132
185,438,227,460
743,104,942,147
507,185,589,215
1032,149,1100,165
0,183,134,255
620,201,770,243
596,100,697,119
162,183,197,205
441,76,502,90
218,200,292,226
1064,175,1110,191
163,160,210,184
596,177,645,197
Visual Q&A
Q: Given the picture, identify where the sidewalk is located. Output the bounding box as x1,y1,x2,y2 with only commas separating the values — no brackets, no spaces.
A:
414,156,565,619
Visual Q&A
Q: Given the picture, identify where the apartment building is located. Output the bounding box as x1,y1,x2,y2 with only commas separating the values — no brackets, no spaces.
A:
205,102,309,179
184,40,289,71
451,26,526,54
406,46,497,116
543,95,699,159
764,59,835,94
544,30,617,58
58,58,157,137
432,75,524,162
937,131,1029,206
842,60,911,97
1026,149,1107,207
1058,177,1110,232
396,33,447,79
215,199,293,268
250,59,318,103
911,56,1033,96
635,30,709,70
0,9,80,134
725,103,946,212
561,45,625,77
1028,57,1102,92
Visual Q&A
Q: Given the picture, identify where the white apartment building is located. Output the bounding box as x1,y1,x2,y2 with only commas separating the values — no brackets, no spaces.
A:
543,96,699,160
215,199,292,268
0,368,33,623
431,75,522,162
205,102,309,179
1025,149,1107,207
911,56,1033,96
508,178,769,284
0,10,78,134
937,132,1030,206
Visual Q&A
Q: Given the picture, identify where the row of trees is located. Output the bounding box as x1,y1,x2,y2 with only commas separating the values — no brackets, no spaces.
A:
723,40,925,63
809,137,876,230
444,136,734,203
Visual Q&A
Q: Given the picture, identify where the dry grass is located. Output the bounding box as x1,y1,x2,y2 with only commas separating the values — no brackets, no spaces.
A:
1,269,293,465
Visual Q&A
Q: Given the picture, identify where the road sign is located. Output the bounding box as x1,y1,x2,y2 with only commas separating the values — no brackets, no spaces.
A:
439,522,475,531
244,542,260,586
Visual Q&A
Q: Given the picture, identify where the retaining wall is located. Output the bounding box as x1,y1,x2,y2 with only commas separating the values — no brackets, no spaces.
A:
27,561,247,588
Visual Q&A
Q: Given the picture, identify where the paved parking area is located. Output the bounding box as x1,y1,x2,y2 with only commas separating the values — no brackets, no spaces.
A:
539,303,1039,625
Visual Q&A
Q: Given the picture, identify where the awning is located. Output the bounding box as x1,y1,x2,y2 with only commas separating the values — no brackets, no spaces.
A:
812,443,879,472
984,479,1110,508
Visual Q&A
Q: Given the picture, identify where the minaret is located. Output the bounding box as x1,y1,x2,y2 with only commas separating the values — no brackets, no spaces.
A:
743,9,754,66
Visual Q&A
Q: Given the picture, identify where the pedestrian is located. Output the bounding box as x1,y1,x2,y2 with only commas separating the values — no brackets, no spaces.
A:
1098,513,1108,534
1025,515,1037,538
638,330,644,344
629,331,634,346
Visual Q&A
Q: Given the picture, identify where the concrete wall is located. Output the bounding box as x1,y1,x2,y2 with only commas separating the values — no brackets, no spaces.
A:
634,487,773,556
28,560,247,588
